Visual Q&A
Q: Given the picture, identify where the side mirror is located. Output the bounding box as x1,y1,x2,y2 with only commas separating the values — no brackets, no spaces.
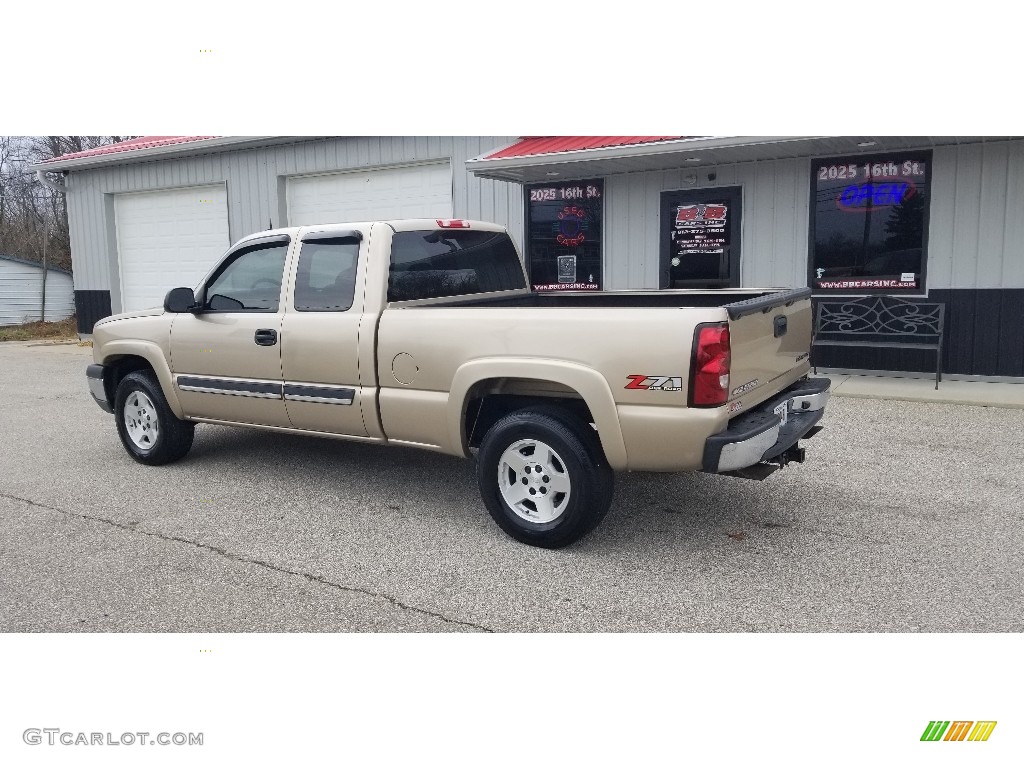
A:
164,287,198,313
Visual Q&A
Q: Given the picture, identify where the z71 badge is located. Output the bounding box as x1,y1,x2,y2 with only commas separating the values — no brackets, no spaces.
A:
625,375,683,391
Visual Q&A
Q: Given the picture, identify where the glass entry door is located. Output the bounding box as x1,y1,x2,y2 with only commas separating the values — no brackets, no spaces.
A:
659,186,742,288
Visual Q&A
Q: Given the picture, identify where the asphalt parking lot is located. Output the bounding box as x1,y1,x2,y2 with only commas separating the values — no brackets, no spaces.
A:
1,341,1022,632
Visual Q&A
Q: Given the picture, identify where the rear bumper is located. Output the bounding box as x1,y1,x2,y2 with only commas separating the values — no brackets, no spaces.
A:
702,377,830,473
86,364,113,414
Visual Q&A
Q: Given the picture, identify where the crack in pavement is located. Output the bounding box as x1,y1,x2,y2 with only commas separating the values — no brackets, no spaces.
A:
0,490,493,633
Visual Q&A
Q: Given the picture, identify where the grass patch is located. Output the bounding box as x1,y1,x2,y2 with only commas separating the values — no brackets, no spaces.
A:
0,316,78,342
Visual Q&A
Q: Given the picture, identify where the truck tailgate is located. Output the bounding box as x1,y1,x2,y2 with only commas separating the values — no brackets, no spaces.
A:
724,288,813,408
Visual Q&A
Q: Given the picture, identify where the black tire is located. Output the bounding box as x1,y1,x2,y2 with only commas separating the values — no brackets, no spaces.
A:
114,370,194,466
476,406,614,548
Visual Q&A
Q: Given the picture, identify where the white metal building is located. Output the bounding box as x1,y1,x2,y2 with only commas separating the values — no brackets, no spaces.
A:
32,136,521,324
0,255,75,325
32,135,1024,378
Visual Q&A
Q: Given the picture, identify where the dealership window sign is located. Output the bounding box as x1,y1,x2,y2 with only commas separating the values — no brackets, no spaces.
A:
672,202,729,257
525,180,603,291
810,154,931,292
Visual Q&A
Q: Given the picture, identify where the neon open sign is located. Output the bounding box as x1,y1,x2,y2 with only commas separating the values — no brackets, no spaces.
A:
836,179,916,211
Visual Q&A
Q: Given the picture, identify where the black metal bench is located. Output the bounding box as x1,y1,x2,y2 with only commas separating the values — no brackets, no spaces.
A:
812,296,946,389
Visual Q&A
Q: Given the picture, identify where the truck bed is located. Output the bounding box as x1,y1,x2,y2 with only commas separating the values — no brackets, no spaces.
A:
393,290,814,400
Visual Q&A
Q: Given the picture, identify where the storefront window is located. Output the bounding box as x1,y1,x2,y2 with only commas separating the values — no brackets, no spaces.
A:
524,179,603,291
810,153,931,292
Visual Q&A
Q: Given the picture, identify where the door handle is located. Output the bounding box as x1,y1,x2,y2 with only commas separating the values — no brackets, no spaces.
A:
254,329,278,346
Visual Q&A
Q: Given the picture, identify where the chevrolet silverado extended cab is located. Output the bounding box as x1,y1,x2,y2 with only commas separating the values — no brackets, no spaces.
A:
86,219,830,547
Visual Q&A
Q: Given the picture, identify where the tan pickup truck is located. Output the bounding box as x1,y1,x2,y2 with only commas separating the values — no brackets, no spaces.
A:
86,219,830,547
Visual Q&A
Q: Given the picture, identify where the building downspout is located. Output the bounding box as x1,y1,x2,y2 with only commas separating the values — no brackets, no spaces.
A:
35,170,67,323
35,169,66,194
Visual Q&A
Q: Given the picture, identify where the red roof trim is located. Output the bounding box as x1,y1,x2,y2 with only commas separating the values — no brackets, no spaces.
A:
483,136,688,160
45,136,217,163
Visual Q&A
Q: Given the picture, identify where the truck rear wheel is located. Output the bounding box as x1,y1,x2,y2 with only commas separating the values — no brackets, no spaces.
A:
114,370,195,466
476,407,614,548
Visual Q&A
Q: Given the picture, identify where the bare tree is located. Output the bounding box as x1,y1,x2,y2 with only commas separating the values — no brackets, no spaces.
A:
0,136,137,272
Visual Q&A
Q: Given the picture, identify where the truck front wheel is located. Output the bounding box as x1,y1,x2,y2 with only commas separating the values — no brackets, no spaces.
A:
114,370,195,466
476,407,614,548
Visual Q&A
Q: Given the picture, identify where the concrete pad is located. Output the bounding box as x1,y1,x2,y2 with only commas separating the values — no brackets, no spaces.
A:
829,373,1024,409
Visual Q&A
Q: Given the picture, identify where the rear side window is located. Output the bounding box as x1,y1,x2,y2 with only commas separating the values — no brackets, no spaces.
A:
294,237,360,312
388,230,526,302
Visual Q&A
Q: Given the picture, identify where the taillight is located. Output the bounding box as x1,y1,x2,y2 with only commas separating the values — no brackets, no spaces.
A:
690,323,731,407
436,219,470,228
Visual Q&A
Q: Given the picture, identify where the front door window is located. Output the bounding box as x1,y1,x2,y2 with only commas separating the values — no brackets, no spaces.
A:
204,243,289,311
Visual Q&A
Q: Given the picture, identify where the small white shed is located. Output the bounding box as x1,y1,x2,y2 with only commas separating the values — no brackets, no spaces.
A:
0,255,75,325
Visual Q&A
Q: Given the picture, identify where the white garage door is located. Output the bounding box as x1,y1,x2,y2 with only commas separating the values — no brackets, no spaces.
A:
114,184,230,312
287,162,453,226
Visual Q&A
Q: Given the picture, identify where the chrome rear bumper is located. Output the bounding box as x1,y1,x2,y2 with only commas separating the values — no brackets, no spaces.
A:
703,377,831,474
